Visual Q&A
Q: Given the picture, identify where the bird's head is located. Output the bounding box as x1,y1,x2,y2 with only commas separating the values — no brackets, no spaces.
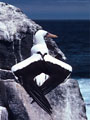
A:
33,30,58,45
34,30,58,39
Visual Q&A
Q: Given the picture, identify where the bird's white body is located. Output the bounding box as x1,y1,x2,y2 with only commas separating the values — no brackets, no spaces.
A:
31,30,49,55
33,30,48,45
31,44,48,56
31,30,49,85
34,73,49,86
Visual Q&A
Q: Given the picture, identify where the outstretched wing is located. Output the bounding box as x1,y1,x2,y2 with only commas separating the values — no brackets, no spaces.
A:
40,54,72,95
11,53,52,115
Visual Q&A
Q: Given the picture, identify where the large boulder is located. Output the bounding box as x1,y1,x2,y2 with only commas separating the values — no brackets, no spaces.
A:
0,78,87,120
0,2,87,120
0,2,41,69
0,2,65,70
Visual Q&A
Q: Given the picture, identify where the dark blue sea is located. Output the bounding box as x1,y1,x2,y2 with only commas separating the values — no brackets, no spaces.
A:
35,20,90,119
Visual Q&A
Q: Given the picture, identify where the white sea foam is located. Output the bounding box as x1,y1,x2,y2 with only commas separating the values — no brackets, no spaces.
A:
77,78,90,120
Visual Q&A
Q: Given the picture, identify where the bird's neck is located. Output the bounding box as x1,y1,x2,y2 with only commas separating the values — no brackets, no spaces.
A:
33,36,46,45
31,36,49,55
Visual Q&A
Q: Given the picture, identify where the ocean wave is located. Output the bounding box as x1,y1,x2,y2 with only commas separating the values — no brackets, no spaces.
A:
77,78,90,120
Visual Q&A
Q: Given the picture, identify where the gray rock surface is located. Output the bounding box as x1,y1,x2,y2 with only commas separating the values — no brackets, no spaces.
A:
0,2,41,69
0,106,8,120
0,2,65,69
0,2,87,120
0,79,87,120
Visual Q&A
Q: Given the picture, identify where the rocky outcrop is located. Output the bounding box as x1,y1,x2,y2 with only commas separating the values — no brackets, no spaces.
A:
0,78,87,120
0,2,41,69
0,2,87,120
0,2,65,69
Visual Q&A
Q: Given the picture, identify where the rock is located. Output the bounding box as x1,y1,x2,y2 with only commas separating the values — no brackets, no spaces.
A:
0,106,8,120
46,38,66,60
0,80,7,107
47,79,87,120
2,80,32,120
0,2,65,70
0,69,15,80
0,2,87,120
0,79,87,120
0,2,41,69
0,81,8,120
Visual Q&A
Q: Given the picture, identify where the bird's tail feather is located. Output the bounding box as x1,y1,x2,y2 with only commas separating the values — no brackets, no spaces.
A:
25,81,52,115
29,89,52,115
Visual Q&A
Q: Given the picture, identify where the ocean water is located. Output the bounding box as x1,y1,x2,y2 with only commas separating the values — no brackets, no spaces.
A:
78,78,90,120
35,20,90,119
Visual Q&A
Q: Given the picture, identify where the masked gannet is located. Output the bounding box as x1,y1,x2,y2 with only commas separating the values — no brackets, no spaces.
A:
11,30,72,115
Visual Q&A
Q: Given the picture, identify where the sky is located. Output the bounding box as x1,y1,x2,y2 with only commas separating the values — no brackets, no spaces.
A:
1,0,90,20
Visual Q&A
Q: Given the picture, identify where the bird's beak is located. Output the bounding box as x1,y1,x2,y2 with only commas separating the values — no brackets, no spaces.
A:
47,33,58,38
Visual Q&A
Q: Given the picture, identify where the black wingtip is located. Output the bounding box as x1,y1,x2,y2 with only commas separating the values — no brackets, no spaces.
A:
29,89,52,115
26,81,52,115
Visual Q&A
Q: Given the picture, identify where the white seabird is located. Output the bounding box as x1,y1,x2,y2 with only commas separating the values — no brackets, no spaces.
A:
11,30,72,115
